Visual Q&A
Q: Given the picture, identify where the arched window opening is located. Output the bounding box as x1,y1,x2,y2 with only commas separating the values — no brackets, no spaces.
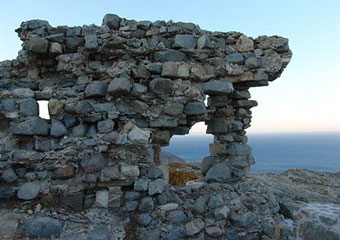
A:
161,122,213,186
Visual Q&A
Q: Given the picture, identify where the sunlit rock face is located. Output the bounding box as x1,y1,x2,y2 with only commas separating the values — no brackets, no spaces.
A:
0,14,292,239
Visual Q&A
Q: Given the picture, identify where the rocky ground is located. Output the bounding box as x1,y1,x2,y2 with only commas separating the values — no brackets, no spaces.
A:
1,168,339,239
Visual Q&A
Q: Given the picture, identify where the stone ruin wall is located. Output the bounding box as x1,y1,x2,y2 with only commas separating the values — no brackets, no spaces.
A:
0,13,291,227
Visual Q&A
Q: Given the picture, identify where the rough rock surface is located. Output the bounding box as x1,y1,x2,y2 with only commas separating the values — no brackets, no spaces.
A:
0,13,294,240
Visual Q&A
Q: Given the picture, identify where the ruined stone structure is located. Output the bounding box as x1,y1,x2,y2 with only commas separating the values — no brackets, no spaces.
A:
0,14,292,239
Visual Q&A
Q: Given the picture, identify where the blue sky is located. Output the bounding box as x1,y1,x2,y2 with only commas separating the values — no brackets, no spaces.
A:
1,0,339,133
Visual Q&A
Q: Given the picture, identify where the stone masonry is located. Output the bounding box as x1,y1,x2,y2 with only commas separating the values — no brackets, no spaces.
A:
0,14,292,239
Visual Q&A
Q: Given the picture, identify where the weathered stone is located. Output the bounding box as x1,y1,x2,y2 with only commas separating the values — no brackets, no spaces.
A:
159,203,179,211
18,217,63,238
133,178,148,192
87,225,112,240
206,226,223,237
175,34,196,49
201,156,218,175
194,196,206,214
84,29,98,49
65,37,84,52
1,168,17,183
154,50,188,62
206,163,232,182
13,88,34,98
208,194,224,209
85,81,108,97
264,50,283,73
147,167,162,179
152,130,171,144
76,101,93,115
138,213,152,225
236,35,254,52
96,190,109,208
169,209,186,224
50,119,68,137
197,34,213,49
232,214,259,230
26,36,48,55
132,83,148,96
11,117,49,136
1,98,17,112
149,78,173,95
59,191,84,210
233,90,251,99
103,14,120,29
234,100,258,108
0,214,19,240
227,143,251,155
128,125,150,143
148,179,168,196
50,42,63,54
72,122,87,137
207,118,229,133
245,57,259,69
0,187,15,199
125,200,138,211
165,227,186,240
214,205,230,219
184,102,206,115
161,62,178,78
99,166,120,182
137,21,151,30
150,116,177,128
201,80,233,95
132,66,151,79
52,167,74,179
48,99,64,115
209,143,225,155
97,119,114,133
25,19,50,30
81,153,105,173
254,70,269,81
121,165,140,179
17,182,41,200
177,63,190,78
108,77,132,95
226,52,244,64
139,196,154,212
185,218,205,236
20,98,38,116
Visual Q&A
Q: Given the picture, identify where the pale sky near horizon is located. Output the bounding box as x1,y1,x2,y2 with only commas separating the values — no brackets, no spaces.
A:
1,0,339,134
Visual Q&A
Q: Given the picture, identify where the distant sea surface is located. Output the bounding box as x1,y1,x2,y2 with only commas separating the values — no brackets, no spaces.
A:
162,133,340,174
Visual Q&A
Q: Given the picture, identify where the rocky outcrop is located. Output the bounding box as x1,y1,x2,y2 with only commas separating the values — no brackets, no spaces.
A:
0,14,293,239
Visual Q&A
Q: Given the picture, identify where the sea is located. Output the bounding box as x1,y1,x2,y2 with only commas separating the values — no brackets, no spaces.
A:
162,133,340,174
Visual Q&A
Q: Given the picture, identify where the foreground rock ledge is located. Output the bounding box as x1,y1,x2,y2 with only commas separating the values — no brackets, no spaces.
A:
0,13,293,239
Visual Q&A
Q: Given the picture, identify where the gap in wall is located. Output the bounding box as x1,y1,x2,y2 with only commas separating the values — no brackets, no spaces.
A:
37,100,50,119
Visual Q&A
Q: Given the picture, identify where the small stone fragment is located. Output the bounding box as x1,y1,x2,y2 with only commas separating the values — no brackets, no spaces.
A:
185,218,205,236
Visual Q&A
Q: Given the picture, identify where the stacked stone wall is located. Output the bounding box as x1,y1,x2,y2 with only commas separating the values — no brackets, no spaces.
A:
0,14,292,239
